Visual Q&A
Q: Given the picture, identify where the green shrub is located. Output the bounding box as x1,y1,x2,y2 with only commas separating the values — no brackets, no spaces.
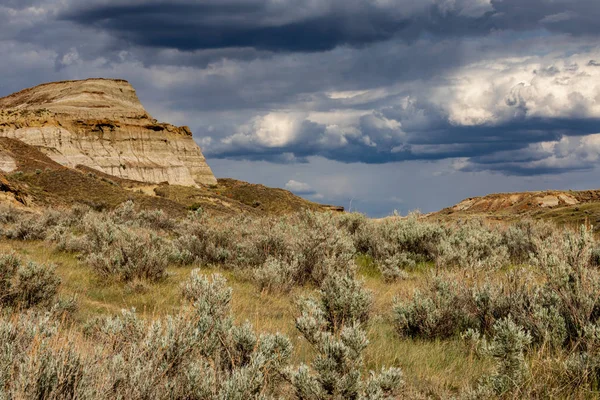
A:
380,253,412,282
13,262,61,309
4,210,63,241
319,273,373,332
502,219,553,264
355,213,444,265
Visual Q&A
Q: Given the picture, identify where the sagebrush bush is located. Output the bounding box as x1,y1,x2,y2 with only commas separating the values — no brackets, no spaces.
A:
0,254,60,309
0,205,20,224
355,212,444,266
4,202,600,397
3,209,63,241
252,256,297,293
436,219,509,269
173,210,356,287
319,273,373,331
0,312,83,400
380,253,412,282
291,274,402,399
466,318,532,397
502,219,553,264
532,225,600,346
13,261,61,309
394,277,476,339
85,229,170,282
2,271,295,399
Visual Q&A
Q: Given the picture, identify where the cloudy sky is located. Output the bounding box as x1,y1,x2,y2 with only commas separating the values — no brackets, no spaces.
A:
2,0,600,216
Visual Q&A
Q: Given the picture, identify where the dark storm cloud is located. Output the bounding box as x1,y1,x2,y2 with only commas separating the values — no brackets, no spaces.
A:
62,1,411,52
61,0,600,54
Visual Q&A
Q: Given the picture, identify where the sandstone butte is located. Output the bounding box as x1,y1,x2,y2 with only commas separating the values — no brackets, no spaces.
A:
0,78,217,187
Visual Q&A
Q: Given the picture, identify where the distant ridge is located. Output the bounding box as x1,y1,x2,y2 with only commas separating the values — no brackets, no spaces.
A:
432,188,600,228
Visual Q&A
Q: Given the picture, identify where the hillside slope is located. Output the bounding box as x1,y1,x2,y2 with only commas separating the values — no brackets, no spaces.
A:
0,137,338,216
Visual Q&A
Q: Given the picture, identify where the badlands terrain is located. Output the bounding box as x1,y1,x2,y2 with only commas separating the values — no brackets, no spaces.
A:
2,79,600,399
0,78,337,216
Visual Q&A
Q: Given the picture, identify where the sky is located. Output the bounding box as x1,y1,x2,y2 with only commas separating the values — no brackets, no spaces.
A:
1,0,600,216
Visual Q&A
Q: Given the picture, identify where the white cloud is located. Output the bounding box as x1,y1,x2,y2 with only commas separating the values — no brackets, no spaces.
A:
285,179,315,194
438,51,600,125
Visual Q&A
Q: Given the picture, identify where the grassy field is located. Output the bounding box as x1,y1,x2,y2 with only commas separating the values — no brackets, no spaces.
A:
4,207,600,398
0,239,492,398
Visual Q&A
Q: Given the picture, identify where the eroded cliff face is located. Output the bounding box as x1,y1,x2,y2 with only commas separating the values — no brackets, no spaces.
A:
0,78,216,186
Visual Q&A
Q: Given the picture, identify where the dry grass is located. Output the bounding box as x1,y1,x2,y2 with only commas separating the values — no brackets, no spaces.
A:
0,239,493,397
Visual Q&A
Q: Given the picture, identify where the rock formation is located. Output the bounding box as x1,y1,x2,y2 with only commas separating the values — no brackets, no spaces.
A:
0,78,216,186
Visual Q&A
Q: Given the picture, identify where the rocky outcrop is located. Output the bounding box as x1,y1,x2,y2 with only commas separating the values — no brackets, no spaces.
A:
0,78,216,186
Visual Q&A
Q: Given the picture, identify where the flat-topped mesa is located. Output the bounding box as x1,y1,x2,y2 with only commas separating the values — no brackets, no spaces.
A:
0,78,217,186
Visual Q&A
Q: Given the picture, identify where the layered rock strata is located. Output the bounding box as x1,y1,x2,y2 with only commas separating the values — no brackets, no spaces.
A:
0,78,216,186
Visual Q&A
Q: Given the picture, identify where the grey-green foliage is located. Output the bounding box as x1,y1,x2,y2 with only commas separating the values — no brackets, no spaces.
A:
85,228,170,282
394,268,569,345
501,219,553,264
3,209,63,241
0,312,89,400
319,274,373,331
290,274,402,399
394,278,475,339
252,256,298,294
59,212,171,282
466,318,531,397
436,219,509,269
179,271,293,398
396,226,600,348
46,205,174,283
380,254,412,282
533,225,600,345
292,211,357,286
559,323,600,391
336,212,368,236
172,210,356,287
355,213,444,268
13,340,87,400
0,205,20,225
9,271,294,400
0,254,60,309
112,200,176,231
